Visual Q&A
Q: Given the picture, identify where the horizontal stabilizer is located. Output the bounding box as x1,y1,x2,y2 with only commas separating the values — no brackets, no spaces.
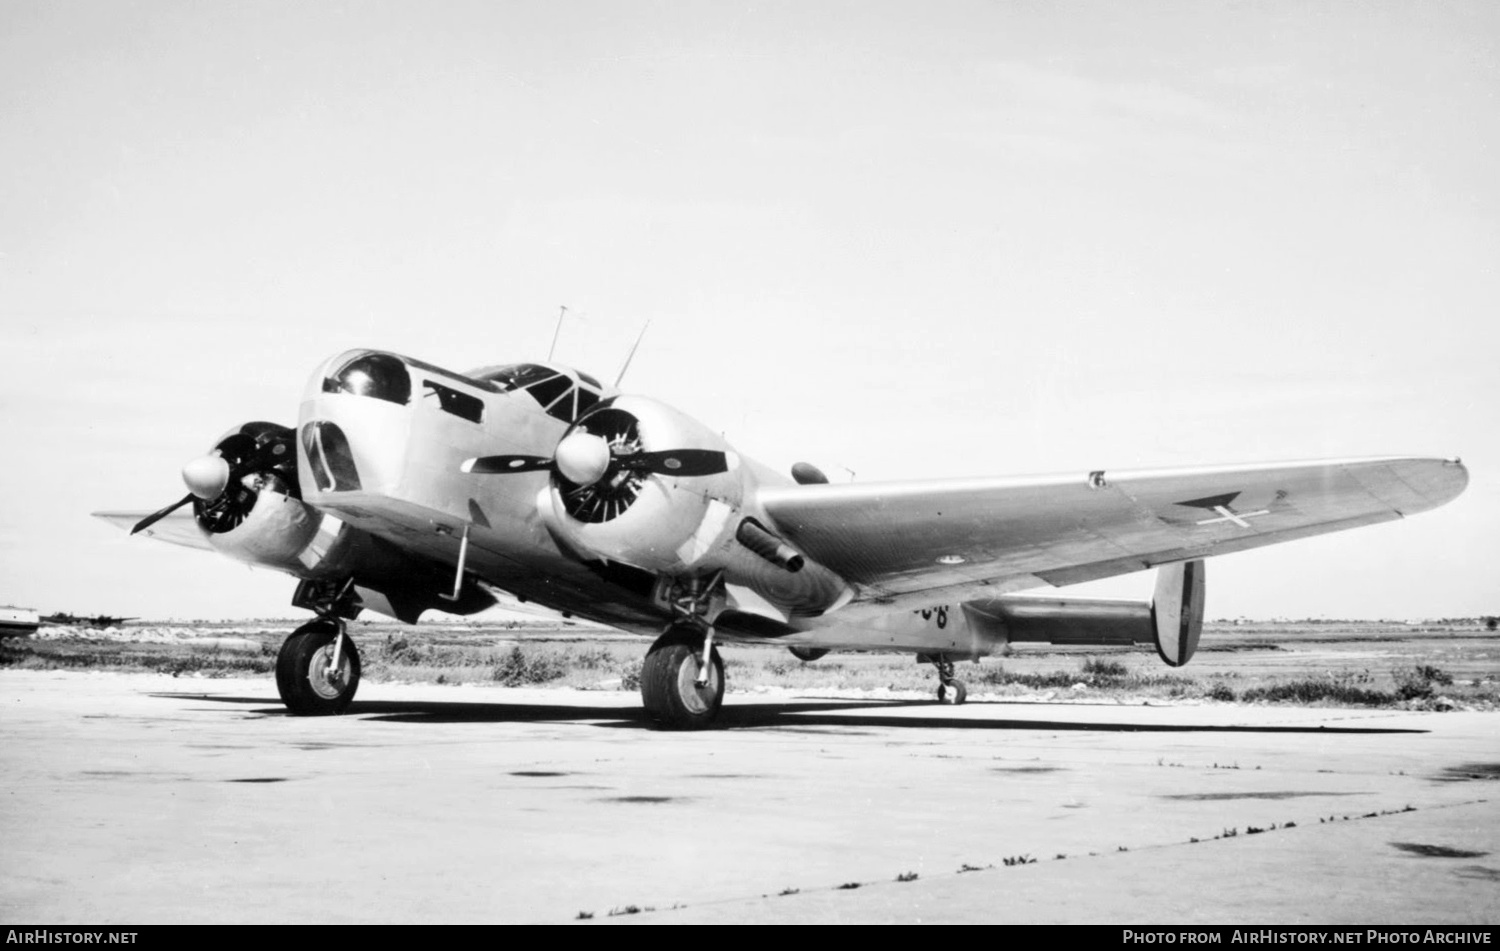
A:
963,559,1206,666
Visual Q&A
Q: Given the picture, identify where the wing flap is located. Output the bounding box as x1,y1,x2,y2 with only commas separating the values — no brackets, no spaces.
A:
758,456,1466,599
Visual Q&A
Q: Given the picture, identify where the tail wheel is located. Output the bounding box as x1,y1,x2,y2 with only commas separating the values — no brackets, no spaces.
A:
641,629,725,730
938,680,967,705
275,618,360,715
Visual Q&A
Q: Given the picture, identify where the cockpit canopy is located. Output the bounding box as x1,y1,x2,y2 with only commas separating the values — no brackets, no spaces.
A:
321,349,494,424
324,352,412,406
469,363,605,423
318,351,610,425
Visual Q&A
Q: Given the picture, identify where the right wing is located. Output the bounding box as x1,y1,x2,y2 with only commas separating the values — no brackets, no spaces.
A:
758,456,1468,607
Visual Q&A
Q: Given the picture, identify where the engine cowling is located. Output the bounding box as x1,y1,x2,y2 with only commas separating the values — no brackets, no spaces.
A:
546,396,744,575
183,422,332,573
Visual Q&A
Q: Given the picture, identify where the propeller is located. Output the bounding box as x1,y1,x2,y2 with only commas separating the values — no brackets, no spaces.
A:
462,408,731,524
129,493,196,536
131,423,297,536
464,433,728,486
463,434,729,486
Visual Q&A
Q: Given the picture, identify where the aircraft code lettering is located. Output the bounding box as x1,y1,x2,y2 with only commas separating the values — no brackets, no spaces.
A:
917,606,949,629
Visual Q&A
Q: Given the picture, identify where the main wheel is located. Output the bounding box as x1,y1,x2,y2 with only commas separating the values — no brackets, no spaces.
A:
640,630,725,730
275,619,360,716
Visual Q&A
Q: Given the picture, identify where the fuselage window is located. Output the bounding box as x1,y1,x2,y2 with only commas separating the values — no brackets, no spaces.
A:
422,380,484,423
323,352,411,406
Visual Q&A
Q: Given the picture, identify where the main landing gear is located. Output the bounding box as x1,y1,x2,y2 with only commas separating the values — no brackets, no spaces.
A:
641,625,725,730
276,616,361,715
641,573,727,730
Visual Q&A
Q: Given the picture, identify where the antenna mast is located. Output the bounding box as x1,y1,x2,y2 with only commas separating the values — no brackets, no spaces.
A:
546,305,568,361
614,321,651,388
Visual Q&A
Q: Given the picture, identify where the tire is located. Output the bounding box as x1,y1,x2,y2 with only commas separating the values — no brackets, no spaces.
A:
275,619,360,715
640,630,725,730
938,680,967,705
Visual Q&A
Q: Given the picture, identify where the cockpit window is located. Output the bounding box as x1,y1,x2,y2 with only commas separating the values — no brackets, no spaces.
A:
525,374,572,411
323,352,411,405
468,362,604,423
474,363,557,392
575,387,601,417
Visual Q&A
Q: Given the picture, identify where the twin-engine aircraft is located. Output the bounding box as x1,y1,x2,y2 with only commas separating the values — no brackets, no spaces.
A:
96,348,1468,728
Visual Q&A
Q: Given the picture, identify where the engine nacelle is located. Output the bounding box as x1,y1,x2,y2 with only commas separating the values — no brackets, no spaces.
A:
540,395,852,618
189,421,353,578
547,395,744,574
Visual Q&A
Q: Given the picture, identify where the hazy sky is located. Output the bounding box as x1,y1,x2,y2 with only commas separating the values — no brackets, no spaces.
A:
1,1,1495,620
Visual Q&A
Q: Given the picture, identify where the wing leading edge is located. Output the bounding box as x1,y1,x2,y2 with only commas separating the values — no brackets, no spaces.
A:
757,456,1467,604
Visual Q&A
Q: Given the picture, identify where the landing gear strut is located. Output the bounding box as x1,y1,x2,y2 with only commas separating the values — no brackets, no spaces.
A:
641,573,727,730
927,654,967,705
276,578,361,715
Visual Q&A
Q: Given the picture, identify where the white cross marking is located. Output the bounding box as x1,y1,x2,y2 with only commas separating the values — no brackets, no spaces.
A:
1196,505,1270,529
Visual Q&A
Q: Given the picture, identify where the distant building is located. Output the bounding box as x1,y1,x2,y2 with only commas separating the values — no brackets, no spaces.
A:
0,606,40,637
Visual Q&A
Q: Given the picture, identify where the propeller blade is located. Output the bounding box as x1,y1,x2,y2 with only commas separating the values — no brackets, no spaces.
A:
619,449,730,477
462,455,554,475
131,493,196,535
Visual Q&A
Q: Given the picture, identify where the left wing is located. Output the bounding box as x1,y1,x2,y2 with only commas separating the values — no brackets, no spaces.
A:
93,510,213,552
758,456,1467,606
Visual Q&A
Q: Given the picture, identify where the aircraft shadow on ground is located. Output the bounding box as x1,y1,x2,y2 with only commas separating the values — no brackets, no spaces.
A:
147,692,1426,735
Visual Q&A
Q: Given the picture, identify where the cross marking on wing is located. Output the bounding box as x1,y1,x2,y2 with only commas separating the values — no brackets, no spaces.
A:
1194,505,1271,529
1174,491,1272,530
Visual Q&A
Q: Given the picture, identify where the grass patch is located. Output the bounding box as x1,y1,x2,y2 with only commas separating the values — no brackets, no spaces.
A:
1241,676,1393,706
0,638,274,677
1391,664,1453,700
973,657,1210,699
